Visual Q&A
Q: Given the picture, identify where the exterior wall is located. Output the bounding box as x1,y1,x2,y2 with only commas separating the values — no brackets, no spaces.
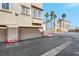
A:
42,22,46,31
13,3,32,27
0,3,43,27
0,29,6,42
31,3,42,8
56,20,70,32
0,3,43,43
0,3,32,27
63,21,70,32
31,3,43,27
20,28,42,40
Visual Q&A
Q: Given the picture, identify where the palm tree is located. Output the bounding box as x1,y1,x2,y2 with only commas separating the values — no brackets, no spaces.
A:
50,11,55,31
58,19,62,32
45,13,49,31
62,13,66,32
53,14,57,32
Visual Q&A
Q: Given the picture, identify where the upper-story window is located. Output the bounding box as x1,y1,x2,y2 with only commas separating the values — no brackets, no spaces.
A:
34,9,38,17
34,8,42,19
21,6,30,15
38,10,42,19
2,3,9,10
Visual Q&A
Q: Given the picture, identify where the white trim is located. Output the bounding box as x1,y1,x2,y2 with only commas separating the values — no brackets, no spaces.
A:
0,27,7,29
0,3,11,11
0,3,2,9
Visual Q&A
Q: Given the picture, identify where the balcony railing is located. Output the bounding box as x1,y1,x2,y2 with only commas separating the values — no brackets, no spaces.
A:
32,17,42,24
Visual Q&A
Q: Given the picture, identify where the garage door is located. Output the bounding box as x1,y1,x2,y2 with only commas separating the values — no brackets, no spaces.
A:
0,29,6,42
20,28,42,40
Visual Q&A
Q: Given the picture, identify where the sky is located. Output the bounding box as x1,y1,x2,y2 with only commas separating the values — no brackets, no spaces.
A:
43,3,79,29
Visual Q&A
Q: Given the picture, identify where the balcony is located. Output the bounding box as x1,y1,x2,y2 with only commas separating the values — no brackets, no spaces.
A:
32,17,42,25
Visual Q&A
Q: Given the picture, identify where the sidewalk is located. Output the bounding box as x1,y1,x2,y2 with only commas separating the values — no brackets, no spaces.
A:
0,35,70,56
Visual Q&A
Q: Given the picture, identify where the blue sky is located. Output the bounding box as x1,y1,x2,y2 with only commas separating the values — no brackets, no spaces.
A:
43,3,79,29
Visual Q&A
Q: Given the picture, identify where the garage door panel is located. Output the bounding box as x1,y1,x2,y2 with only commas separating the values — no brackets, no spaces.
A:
20,28,42,40
0,29,5,42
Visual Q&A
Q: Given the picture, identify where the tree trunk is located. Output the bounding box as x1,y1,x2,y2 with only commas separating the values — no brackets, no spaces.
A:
46,20,48,31
51,20,52,31
63,18,64,32
54,19,56,32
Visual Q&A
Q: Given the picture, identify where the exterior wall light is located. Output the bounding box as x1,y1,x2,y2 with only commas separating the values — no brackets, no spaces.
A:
15,12,19,16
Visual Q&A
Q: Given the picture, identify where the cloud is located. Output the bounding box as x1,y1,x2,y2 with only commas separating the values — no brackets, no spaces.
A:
65,3,79,9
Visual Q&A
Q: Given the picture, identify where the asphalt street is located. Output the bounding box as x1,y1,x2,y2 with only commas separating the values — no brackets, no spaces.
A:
0,32,79,56
56,32,79,56
0,33,71,56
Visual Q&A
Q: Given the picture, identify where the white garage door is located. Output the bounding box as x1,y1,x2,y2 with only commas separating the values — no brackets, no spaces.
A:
0,29,6,42
20,28,42,40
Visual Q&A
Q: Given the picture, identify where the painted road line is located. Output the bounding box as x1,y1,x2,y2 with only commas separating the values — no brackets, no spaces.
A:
41,41,72,56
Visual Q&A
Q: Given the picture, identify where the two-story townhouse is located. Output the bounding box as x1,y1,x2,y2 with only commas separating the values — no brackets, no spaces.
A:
0,3,43,43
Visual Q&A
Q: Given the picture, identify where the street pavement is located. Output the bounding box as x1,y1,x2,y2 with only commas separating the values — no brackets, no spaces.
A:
0,32,79,56
0,33,71,56
56,32,79,56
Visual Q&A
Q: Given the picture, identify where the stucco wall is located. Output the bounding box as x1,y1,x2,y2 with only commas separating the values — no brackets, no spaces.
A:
31,3,42,8
0,3,42,27
0,3,32,27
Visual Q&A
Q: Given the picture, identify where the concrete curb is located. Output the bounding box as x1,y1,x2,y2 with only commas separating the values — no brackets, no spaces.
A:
41,41,72,56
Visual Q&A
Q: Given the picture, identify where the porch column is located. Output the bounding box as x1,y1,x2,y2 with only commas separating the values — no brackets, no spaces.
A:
5,27,19,44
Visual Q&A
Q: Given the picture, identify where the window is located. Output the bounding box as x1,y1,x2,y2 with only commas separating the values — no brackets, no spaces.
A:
22,6,29,15
34,9,38,17
38,10,42,19
34,8,42,19
2,3,9,10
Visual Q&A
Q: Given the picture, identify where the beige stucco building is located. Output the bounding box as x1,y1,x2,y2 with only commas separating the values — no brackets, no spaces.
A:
0,3,43,43
57,20,70,32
